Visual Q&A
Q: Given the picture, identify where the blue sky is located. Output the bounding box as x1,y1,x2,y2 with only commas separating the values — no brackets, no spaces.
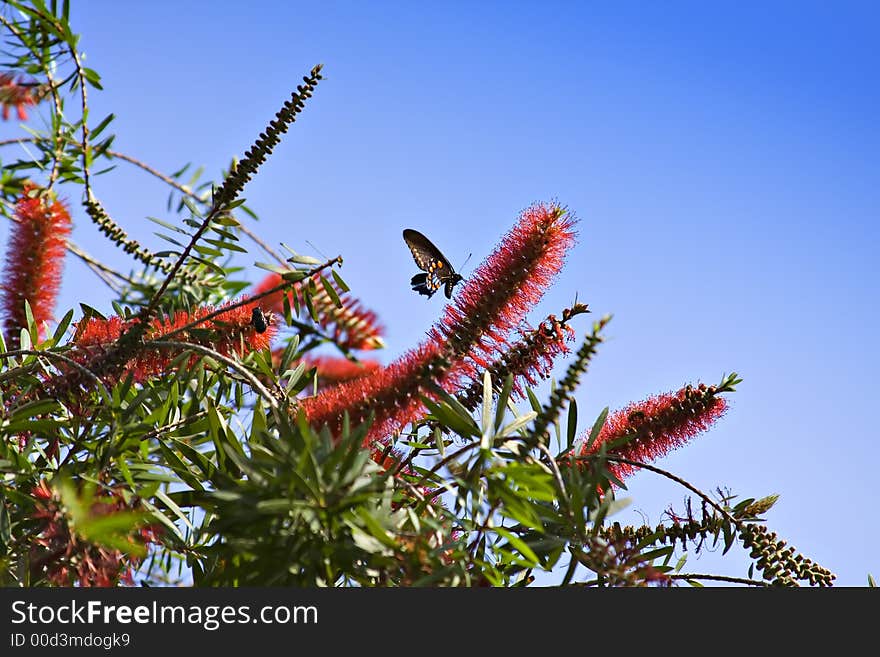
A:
2,1,877,585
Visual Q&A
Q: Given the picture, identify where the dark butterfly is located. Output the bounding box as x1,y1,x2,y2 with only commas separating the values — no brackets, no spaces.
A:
403,229,464,299
250,307,271,333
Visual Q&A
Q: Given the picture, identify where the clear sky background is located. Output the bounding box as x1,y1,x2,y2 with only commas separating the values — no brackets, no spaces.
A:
2,1,876,586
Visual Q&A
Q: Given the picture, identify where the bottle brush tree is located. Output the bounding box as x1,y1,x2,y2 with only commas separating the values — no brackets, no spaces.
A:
0,1,833,587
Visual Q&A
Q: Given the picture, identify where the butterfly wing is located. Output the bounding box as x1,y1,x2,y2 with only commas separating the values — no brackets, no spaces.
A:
403,229,458,298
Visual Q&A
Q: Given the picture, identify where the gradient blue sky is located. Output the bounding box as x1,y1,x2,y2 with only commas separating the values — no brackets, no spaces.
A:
2,1,876,585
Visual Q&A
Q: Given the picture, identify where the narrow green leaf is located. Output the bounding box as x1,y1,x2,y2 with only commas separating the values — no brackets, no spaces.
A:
0,491,11,548
421,397,479,439
91,113,115,138
302,289,319,322
497,411,538,438
147,216,189,234
495,527,540,566
154,489,195,532
331,269,350,293
82,67,103,89
566,398,578,450
584,407,609,452
288,254,322,266
525,387,542,414
481,371,493,435
156,442,204,491
205,238,247,253
284,362,308,394
319,275,342,307
433,426,445,457
494,373,514,432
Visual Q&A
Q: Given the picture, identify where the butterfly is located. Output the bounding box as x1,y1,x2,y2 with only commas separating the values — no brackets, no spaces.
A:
250,307,272,333
403,229,464,299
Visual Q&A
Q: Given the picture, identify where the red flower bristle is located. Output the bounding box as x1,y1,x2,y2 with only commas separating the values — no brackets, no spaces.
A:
29,481,158,587
302,342,441,440
577,383,729,483
71,300,276,383
250,272,385,350
1,187,72,349
0,72,38,121
431,202,576,372
300,354,382,390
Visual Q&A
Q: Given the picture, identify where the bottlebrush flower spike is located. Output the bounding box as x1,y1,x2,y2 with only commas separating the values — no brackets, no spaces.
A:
70,301,276,383
29,481,157,587
0,72,38,121
303,342,441,440
576,382,730,483
1,186,72,349
431,202,576,382
298,354,382,390
250,272,385,350
303,202,577,444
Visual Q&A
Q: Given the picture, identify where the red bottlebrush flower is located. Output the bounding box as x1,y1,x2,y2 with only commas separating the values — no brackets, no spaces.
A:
303,342,441,440
302,202,577,446
430,202,576,382
576,383,729,483
250,272,385,350
299,354,382,390
0,73,38,121
70,300,276,384
29,481,158,587
1,187,72,349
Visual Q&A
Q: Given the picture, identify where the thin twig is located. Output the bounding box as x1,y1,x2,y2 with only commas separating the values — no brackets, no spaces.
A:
666,573,769,587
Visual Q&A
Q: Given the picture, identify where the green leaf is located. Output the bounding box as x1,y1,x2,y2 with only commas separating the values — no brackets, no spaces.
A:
319,275,342,307
674,554,688,573
0,491,11,551
78,512,147,556
424,382,478,428
525,387,542,414
154,489,195,532
147,216,189,234
331,269,350,293
205,238,247,253
157,442,205,491
48,308,75,346
584,407,609,452
355,509,398,550
481,371,493,436
91,113,115,138
494,374,514,432
497,411,537,438
566,398,578,450
23,299,35,340
589,495,631,525
193,244,223,258
302,288,319,322
421,397,479,439
82,67,103,89
288,254,322,266
284,362,308,394
433,426,445,457
495,528,540,567
638,545,674,562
